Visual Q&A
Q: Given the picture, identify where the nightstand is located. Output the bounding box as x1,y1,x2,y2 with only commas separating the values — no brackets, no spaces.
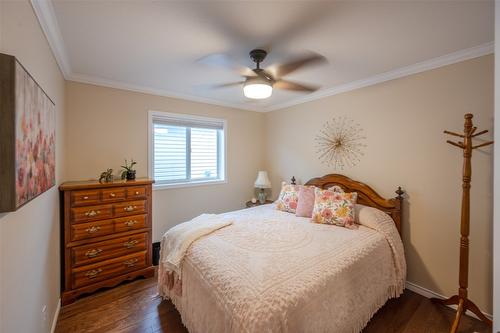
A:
246,200,273,208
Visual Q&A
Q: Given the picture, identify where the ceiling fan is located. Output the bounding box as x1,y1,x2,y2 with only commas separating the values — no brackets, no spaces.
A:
200,49,326,99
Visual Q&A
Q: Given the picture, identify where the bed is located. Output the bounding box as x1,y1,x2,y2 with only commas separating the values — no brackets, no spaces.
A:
158,174,406,333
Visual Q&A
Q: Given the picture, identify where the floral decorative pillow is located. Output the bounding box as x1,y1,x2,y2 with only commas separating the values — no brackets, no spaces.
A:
312,188,358,228
276,182,302,213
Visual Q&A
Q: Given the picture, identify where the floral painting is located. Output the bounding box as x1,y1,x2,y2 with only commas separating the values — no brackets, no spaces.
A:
14,61,55,208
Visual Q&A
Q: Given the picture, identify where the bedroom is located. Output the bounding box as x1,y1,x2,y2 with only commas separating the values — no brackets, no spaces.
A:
0,1,498,333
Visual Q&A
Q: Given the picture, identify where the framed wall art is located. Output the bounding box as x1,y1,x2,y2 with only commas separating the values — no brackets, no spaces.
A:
0,53,56,212
315,116,366,170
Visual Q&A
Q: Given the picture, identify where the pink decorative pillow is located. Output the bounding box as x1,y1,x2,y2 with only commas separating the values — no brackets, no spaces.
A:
312,188,358,228
295,186,315,218
276,182,301,213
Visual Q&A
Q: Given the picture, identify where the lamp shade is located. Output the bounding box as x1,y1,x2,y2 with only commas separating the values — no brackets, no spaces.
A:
254,171,271,189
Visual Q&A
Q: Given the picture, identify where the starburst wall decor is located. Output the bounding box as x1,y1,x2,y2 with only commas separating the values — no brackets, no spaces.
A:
315,116,366,170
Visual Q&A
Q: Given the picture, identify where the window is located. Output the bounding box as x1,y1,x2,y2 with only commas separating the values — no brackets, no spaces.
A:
149,111,226,188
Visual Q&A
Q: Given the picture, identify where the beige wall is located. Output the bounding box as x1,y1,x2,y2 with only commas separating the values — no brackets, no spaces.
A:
265,55,494,313
493,3,499,329
0,3,4,330
64,82,265,241
0,1,66,333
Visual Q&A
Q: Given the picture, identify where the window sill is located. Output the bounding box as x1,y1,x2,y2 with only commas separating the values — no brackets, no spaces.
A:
153,179,227,190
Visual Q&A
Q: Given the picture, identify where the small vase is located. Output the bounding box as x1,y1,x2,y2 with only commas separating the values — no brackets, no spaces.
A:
126,170,136,180
258,189,266,204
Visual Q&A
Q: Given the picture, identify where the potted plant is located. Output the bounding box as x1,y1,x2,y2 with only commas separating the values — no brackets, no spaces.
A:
120,159,137,180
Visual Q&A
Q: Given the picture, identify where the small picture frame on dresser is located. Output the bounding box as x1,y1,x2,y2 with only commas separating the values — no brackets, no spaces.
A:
59,178,155,305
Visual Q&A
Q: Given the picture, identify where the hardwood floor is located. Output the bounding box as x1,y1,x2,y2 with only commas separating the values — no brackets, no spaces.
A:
55,273,490,333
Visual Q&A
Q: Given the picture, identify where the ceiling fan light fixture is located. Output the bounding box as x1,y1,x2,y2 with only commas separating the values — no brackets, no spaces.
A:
243,78,273,99
201,48,324,98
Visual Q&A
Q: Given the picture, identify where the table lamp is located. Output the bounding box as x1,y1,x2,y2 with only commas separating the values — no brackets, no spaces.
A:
254,171,271,204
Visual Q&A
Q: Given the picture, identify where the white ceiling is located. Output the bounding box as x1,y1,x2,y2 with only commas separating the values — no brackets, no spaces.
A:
35,0,493,112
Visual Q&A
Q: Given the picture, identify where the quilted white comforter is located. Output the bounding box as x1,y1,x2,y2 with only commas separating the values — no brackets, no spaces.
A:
159,204,406,333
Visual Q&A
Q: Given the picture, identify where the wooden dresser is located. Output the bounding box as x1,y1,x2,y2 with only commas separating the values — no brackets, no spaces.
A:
59,179,155,305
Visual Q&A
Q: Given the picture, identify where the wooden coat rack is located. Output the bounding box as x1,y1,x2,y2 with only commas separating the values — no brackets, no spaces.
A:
431,113,493,332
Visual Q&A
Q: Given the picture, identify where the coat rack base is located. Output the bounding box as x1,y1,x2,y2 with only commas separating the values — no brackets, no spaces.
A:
430,295,492,332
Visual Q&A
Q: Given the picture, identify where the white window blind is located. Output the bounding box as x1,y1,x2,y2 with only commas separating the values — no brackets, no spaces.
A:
150,112,225,187
191,128,218,179
153,124,187,182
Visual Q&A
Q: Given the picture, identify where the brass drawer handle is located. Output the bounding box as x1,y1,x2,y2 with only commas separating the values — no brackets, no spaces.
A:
83,196,89,200
109,193,116,198
135,191,139,195
85,269,102,279
124,258,138,267
85,226,101,234
123,240,138,249
85,248,102,258
123,205,137,212
84,210,100,217
124,220,138,227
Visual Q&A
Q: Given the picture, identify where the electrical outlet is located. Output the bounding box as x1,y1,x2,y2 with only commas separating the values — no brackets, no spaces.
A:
41,305,47,323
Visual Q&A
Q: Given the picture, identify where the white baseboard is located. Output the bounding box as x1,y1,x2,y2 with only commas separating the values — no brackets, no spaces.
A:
50,299,61,333
405,281,492,321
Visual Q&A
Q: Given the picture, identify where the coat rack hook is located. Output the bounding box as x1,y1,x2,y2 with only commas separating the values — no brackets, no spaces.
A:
446,140,464,149
472,141,494,150
471,129,489,138
443,130,464,138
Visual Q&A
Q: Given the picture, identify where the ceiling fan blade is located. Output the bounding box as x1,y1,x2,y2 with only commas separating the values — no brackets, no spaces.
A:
209,82,245,89
271,53,326,78
197,53,256,77
253,69,275,81
274,80,319,92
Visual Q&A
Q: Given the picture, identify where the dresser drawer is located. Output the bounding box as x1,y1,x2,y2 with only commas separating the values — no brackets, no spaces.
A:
114,214,147,233
71,219,114,241
72,233,147,266
127,186,146,200
72,251,147,289
101,187,126,203
71,190,100,206
114,200,146,217
71,204,113,223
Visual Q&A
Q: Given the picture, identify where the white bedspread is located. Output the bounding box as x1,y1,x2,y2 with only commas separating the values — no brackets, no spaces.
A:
159,214,233,294
159,204,406,333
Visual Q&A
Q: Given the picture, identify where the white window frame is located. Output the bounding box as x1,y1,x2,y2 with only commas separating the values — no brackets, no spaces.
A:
148,110,227,190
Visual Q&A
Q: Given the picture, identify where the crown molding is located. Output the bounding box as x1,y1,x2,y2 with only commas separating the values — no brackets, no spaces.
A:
68,73,262,112
265,42,494,112
30,0,71,78
31,0,493,113
31,0,262,113
51,41,496,114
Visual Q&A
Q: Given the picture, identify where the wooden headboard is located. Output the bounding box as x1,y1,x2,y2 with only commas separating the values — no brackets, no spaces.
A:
301,174,404,235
